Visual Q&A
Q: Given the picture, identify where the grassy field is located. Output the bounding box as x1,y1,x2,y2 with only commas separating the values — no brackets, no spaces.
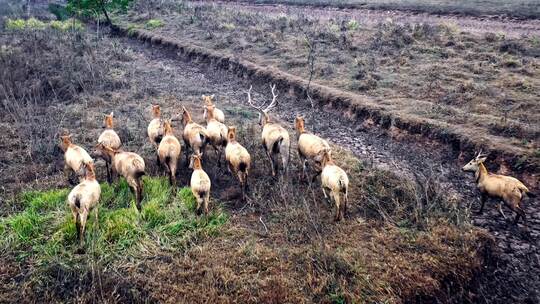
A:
0,19,495,302
237,0,540,19
122,1,540,169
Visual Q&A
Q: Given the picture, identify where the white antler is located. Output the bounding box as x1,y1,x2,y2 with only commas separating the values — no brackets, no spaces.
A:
246,84,279,113
264,84,278,112
246,85,257,109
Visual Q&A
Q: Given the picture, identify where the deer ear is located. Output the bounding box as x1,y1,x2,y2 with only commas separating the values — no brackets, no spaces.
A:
110,112,114,117
210,94,215,99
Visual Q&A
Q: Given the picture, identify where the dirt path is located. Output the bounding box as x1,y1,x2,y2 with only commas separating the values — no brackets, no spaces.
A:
114,30,540,302
194,1,540,38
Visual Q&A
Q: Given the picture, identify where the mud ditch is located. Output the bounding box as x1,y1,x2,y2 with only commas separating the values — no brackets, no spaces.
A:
107,24,540,303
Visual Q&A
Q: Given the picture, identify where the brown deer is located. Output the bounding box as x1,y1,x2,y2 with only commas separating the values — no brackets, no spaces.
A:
462,151,535,225
157,120,181,187
204,104,228,167
202,94,225,123
95,143,146,210
181,106,209,165
97,112,121,183
60,134,94,183
67,161,100,252
295,115,330,181
225,126,251,201
190,153,211,216
319,148,349,221
246,84,290,177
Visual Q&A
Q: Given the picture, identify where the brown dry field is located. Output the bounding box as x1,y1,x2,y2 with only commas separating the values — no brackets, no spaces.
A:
124,0,540,171
0,1,539,304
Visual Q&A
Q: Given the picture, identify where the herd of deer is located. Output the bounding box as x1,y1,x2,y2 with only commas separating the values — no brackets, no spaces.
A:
59,85,535,249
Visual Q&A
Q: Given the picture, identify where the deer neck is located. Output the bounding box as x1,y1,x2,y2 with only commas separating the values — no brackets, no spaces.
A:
86,169,96,181
105,118,114,129
193,158,202,170
476,163,488,183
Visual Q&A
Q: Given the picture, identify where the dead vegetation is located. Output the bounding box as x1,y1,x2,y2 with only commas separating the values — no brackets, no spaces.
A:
224,0,540,20
0,23,497,303
121,1,539,165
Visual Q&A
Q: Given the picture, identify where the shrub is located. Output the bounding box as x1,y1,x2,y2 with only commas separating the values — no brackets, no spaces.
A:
346,19,359,31
145,19,164,29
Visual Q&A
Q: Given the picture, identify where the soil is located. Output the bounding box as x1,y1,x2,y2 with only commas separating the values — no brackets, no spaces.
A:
202,0,540,38
111,29,539,303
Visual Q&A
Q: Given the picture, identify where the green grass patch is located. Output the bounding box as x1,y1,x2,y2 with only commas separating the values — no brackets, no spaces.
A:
0,176,228,264
5,18,84,31
145,19,164,29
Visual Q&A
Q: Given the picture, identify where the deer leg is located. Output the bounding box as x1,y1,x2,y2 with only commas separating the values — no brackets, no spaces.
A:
332,192,341,221
496,202,507,220
204,192,210,216
264,148,275,177
195,195,203,215
184,144,191,167
477,193,487,214
79,210,88,248
343,189,349,217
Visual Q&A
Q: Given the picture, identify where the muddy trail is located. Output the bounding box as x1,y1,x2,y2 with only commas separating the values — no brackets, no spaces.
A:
107,27,540,302
199,0,540,38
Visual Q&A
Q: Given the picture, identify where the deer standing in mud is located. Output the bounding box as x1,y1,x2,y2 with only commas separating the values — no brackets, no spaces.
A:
246,84,290,177
67,161,100,253
295,115,331,182
205,104,228,167
462,151,535,225
147,104,164,164
319,148,349,221
202,94,225,123
181,106,209,165
225,126,251,201
158,120,181,187
95,143,146,210
60,134,94,184
97,112,121,183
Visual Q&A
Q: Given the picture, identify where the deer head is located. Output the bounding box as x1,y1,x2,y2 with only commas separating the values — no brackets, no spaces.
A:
246,84,278,126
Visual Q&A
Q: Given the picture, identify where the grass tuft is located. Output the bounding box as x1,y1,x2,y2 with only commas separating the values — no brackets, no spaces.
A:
145,19,164,29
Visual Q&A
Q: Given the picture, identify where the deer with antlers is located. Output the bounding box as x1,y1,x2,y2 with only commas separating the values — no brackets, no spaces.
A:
462,150,535,225
246,84,290,177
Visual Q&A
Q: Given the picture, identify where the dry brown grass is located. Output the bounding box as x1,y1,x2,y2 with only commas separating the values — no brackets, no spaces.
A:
121,1,539,160
0,20,494,304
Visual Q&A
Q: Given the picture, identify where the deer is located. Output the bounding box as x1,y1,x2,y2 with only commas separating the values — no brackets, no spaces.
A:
60,134,94,184
204,104,228,167
295,115,331,182
462,150,535,225
97,112,121,183
319,148,349,221
147,104,164,165
181,106,208,166
225,126,251,201
95,143,146,210
246,84,290,177
157,120,181,187
189,152,211,216
67,161,100,252
202,94,225,123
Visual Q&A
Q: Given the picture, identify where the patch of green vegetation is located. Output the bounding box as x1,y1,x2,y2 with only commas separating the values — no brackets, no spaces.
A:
50,19,85,31
0,176,228,264
346,19,359,31
6,18,83,31
145,19,164,29
126,23,139,36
